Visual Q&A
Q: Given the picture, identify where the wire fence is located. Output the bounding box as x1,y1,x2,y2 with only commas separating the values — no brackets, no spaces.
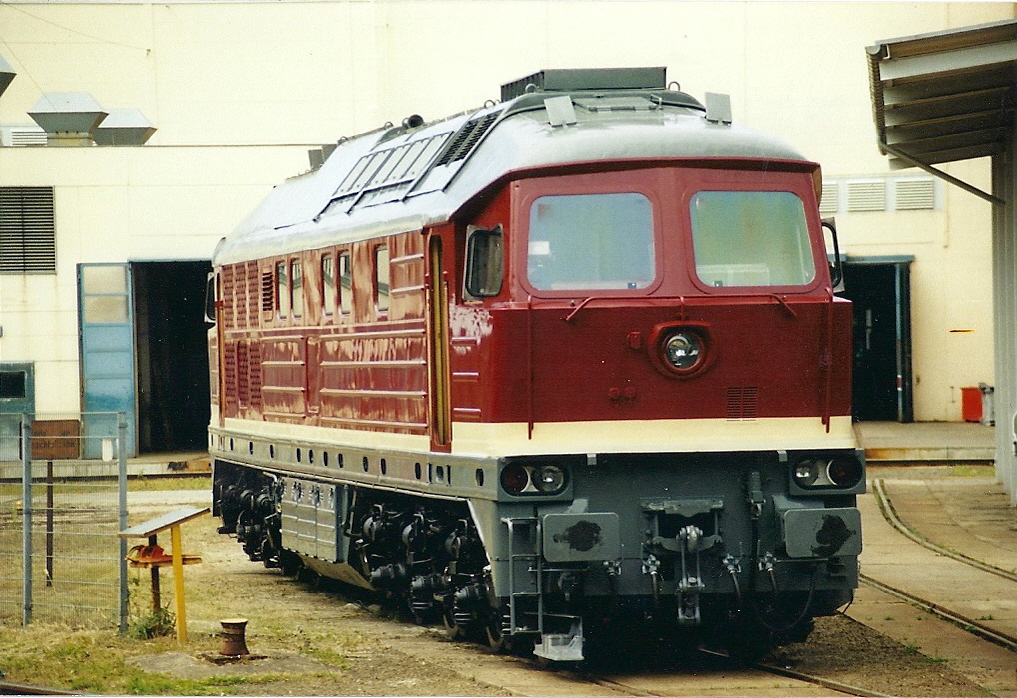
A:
0,413,128,630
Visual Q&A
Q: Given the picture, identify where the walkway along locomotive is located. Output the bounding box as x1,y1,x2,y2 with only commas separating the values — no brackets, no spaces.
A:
209,68,864,662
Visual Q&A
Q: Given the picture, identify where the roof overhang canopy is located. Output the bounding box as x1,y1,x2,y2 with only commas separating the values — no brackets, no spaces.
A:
868,19,1017,197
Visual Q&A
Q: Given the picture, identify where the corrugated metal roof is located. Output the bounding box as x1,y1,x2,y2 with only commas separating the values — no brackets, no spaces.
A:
867,19,1017,171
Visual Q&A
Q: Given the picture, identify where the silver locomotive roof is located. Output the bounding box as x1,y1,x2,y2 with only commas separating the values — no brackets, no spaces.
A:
214,68,810,267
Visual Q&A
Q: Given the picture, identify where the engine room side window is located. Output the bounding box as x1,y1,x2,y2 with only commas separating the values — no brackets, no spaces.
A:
321,254,335,316
527,192,654,291
290,259,303,318
375,245,390,314
339,252,352,315
275,261,289,318
689,191,816,288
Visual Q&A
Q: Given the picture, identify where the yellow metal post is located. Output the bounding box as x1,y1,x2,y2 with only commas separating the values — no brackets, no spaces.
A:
170,524,187,644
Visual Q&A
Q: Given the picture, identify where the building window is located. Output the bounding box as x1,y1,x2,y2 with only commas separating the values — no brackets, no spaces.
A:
0,370,26,399
0,186,56,274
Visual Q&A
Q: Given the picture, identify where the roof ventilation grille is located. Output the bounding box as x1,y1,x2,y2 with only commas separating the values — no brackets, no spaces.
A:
434,112,498,167
500,67,666,102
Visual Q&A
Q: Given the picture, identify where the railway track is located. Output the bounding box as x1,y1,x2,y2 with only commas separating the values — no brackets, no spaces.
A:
867,478,1017,653
0,680,77,695
532,645,896,697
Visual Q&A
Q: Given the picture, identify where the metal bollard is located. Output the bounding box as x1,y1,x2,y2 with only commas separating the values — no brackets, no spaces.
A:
219,618,250,657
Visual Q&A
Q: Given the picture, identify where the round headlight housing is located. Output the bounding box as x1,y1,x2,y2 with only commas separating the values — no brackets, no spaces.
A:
533,465,567,494
500,464,530,495
793,459,822,487
664,332,703,372
827,455,864,489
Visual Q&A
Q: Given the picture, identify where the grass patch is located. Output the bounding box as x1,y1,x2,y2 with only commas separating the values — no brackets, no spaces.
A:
0,624,294,695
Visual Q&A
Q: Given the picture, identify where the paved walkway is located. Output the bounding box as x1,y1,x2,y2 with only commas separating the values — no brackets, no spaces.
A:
856,421,996,463
851,467,1017,697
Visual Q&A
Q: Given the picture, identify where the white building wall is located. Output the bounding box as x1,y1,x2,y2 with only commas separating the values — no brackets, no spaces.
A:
0,0,1011,423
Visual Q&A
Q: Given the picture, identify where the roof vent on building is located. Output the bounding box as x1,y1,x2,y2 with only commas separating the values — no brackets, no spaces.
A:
0,54,14,101
28,92,107,146
92,108,156,146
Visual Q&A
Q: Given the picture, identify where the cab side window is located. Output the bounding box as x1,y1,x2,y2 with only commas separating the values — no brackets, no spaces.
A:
464,225,504,299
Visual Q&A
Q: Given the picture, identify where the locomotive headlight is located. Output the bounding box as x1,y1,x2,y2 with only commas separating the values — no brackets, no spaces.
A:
499,457,576,497
533,465,567,494
501,464,530,495
791,453,866,492
793,459,821,487
827,455,864,489
664,332,703,371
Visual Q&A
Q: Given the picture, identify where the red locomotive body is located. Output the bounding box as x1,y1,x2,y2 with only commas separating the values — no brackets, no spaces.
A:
210,68,862,662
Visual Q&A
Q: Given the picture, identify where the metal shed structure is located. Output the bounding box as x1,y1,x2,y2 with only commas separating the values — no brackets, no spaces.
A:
867,19,1017,503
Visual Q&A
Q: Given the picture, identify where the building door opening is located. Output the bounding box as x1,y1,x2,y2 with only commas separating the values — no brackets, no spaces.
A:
840,258,913,422
132,261,211,452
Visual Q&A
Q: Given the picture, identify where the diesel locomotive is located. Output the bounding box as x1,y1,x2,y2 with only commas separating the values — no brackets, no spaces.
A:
209,67,864,662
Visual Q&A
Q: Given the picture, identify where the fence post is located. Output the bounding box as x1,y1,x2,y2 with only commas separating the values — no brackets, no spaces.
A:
21,414,32,626
118,413,129,634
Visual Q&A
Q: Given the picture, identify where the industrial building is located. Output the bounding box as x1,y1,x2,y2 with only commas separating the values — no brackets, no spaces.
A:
0,2,1009,491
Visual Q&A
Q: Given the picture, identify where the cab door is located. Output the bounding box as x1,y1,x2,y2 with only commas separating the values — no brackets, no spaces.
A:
426,234,451,450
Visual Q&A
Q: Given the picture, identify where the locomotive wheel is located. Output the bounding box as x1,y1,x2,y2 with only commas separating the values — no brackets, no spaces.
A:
441,606,468,640
484,609,508,653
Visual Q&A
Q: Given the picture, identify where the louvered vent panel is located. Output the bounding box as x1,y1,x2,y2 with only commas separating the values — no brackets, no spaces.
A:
261,271,274,312
819,181,839,214
236,342,250,407
223,343,239,411
0,187,55,274
895,178,935,210
221,265,236,330
248,342,263,410
246,261,260,327
726,386,759,421
846,181,886,212
435,113,498,167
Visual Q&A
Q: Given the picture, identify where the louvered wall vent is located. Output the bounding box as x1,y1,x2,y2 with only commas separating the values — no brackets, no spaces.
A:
0,186,55,274
847,181,886,212
895,178,936,210
0,125,46,147
821,175,936,214
819,181,839,214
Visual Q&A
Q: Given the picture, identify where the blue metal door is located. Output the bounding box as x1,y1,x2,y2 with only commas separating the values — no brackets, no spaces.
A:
79,264,136,457
0,362,34,460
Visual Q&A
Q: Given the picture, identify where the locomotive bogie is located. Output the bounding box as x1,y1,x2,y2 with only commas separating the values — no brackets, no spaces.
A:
210,68,864,661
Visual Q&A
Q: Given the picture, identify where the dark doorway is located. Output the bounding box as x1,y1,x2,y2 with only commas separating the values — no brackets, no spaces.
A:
839,259,913,422
132,261,211,452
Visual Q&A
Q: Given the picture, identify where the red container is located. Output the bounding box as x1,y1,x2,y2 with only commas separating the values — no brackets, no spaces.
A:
961,386,982,422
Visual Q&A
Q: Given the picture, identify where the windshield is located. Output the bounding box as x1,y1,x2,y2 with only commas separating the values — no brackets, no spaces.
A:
527,192,654,291
690,191,815,288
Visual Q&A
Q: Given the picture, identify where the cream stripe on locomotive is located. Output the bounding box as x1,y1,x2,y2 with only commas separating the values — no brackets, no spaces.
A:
213,414,854,461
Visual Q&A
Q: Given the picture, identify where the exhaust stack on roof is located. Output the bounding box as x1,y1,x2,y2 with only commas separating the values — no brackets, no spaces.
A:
92,108,157,146
28,92,107,146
